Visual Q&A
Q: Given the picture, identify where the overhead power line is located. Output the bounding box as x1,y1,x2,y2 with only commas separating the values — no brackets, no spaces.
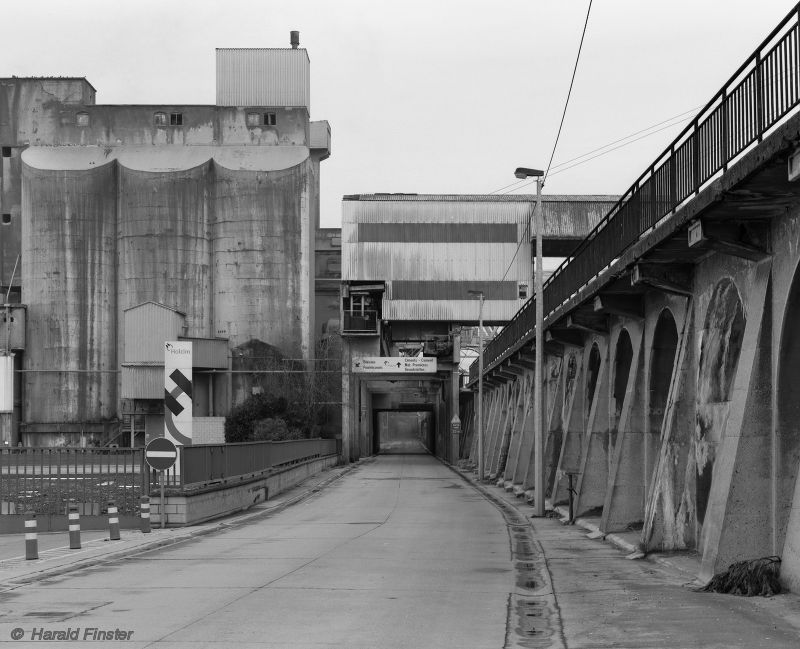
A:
543,0,593,184
499,0,593,282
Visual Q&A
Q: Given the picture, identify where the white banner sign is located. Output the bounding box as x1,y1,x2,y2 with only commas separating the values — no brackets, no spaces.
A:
352,356,437,374
0,354,13,413
164,341,192,446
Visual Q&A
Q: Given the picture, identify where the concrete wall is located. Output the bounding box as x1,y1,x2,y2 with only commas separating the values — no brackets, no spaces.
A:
463,199,800,590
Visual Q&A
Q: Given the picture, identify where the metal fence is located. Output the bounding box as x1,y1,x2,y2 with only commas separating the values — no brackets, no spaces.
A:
474,2,800,379
161,438,339,488
1,439,339,515
0,448,147,516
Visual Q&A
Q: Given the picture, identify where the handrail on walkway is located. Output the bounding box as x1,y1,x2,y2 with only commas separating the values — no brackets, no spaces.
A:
472,2,800,380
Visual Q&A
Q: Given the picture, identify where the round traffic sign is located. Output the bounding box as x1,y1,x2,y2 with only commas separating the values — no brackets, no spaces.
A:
145,437,178,471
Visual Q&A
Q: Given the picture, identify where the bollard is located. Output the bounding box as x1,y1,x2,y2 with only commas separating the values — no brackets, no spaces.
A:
68,504,81,549
140,496,151,534
107,501,120,541
24,511,38,560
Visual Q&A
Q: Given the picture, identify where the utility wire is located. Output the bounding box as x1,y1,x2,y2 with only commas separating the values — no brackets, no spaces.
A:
485,106,700,195
543,0,593,184
547,106,700,172
499,0,593,282
505,114,691,193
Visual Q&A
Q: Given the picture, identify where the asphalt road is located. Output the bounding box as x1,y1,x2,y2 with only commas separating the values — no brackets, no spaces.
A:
0,455,514,648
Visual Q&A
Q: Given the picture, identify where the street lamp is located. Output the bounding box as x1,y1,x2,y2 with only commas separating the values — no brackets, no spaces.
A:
514,166,545,516
467,289,485,482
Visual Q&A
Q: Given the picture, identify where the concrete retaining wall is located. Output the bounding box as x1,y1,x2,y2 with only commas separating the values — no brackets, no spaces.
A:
149,454,339,526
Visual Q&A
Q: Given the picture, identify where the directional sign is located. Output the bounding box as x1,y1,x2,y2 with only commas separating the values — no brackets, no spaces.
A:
145,437,178,471
352,356,437,374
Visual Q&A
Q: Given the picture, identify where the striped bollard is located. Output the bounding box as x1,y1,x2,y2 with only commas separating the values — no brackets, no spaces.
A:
68,504,81,549
107,501,120,541
140,496,151,534
24,511,38,560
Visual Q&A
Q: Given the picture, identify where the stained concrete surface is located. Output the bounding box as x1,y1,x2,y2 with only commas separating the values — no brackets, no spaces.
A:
0,456,514,648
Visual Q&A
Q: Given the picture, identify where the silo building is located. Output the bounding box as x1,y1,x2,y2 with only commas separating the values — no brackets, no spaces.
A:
0,35,331,446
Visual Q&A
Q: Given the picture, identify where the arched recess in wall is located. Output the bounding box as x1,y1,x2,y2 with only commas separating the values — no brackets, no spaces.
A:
777,265,800,544
696,278,745,528
586,343,602,419
649,309,679,473
612,329,634,439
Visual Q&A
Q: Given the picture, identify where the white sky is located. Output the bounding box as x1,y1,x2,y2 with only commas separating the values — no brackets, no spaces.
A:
2,0,795,227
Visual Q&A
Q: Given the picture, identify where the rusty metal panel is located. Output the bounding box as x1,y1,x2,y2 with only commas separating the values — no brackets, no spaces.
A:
216,49,310,108
121,365,162,399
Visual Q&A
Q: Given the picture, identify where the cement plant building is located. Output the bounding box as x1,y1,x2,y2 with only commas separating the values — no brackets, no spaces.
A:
0,35,331,446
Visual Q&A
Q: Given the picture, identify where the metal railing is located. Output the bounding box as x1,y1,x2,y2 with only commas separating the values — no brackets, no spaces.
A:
0,447,147,516
174,438,338,488
474,3,800,377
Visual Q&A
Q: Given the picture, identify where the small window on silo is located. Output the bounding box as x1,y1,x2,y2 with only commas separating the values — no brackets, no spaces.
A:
246,112,261,127
2,214,11,225
76,112,90,127
264,112,276,126
1,147,10,158
154,112,168,126
170,113,183,126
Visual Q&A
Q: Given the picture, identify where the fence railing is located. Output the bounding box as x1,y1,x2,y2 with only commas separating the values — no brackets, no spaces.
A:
1,439,340,514
171,438,339,488
473,2,800,378
0,447,147,516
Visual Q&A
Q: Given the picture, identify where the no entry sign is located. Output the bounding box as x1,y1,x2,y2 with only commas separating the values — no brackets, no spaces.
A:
145,437,178,471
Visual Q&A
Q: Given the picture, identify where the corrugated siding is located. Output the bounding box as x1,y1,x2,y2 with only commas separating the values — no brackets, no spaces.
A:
343,242,531,282
358,223,517,243
180,337,228,369
382,300,524,322
343,196,616,237
390,281,517,300
121,366,162,399
124,303,184,363
216,49,310,107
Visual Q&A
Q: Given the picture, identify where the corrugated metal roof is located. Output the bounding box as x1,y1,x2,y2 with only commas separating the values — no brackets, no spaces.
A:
216,49,310,108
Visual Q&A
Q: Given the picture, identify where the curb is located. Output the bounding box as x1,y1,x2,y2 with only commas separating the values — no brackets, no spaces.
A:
1,460,360,590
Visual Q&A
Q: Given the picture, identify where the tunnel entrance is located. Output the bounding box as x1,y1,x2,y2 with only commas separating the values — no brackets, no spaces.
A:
374,410,433,454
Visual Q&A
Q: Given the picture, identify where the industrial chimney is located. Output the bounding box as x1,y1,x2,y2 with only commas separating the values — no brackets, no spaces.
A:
290,31,300,49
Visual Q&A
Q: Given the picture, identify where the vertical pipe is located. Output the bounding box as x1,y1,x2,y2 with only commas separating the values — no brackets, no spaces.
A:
533,179,545,516
477,296,484,481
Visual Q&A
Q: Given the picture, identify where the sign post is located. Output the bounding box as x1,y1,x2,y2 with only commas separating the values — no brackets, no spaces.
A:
164,341,192,446
145,437,178,529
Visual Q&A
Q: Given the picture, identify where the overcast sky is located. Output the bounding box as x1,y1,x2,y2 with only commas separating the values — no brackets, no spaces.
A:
2,0,795,227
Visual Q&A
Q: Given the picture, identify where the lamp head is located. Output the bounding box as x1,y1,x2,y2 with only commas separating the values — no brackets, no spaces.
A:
514,167,544,179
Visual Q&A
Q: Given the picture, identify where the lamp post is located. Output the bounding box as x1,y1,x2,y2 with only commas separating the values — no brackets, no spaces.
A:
468,290,485,482
513,167,545,516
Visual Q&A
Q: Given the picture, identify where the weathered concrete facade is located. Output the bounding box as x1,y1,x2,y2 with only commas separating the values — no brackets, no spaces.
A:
0,41,331,445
